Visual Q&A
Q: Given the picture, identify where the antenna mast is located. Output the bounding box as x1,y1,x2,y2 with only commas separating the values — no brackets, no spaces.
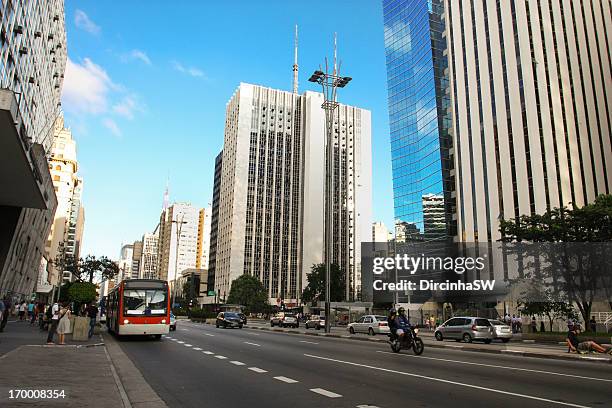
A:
333,32,337,76
292,24,299,94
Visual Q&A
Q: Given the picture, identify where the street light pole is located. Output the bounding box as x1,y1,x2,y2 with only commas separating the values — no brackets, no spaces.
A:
309,53,352,334
171,215,187,310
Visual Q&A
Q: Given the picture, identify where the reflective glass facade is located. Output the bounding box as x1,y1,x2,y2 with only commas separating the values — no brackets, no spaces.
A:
383,0,454,241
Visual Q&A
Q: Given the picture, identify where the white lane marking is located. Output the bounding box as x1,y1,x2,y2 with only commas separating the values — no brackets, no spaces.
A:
204,333,215,337
305,354,591,408
184,344,192,347
214,355,227,359
246,332,260,336
180,328,189,331
310,388,342,398
356,405,380,408
203,351,214,355
244,342,261,347
376,351,612,383
193,347,202,351
274,376,298,384
248,367,267,373
444,344,463,348
580,356,610,361
230,361,246,366
177,341,185,344
299,340,319,345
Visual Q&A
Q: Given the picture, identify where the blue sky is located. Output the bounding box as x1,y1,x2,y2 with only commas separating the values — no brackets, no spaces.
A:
62,0,394,258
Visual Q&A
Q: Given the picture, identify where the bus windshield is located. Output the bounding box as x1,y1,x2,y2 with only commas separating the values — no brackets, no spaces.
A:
123,289,167,316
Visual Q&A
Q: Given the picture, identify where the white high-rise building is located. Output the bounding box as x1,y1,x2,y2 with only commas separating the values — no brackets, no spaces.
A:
196,207,211,270
211,83,372,304
117,244,133,282
372,222,393,242
140,231,159,279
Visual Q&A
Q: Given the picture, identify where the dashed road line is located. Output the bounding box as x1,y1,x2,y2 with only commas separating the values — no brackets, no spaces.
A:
177,341,185,344
215,355,227,359
184,344,192,347
203,351,214,355
230,361,246,366
248,367,267,373
274,376,298,384
356,405,381,408
193,347,202,351
310,388,342,398
204,333,215,337
299,340,319,345
244,342,261,347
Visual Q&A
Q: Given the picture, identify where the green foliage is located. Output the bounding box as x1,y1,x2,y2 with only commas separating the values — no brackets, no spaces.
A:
301,263,346,304
67,282,97,304
53,252,120,284
226,274,269,314
518,283,579,332
58,282,72,303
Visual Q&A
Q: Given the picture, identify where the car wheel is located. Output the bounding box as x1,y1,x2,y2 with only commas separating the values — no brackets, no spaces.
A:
216,323,219,328
239,324,243,329
462,333,472,343
368,328,375,336
295,323,299,328
434,331,443,341
270,322,274,327
502,338,510,343
484,339,492,344
349,327,355,334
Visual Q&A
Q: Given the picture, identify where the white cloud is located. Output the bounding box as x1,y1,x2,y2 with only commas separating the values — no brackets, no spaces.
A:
74,10,100,35
112,95,143,120
62,57,115,114
124,49,151,65
171,60,206,78
102,118,121,137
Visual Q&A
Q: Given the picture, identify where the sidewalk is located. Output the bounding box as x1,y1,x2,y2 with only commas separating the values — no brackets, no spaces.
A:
0,320,167,407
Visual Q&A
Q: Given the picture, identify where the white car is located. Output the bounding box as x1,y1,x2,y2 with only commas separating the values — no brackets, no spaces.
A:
488,319,512,342
348,315,390,335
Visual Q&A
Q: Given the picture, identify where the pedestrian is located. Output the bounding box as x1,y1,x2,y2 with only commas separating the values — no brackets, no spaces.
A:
589,316,597,333
30,303,38,325
85,303,98,339
56,304,72,345
540,321,545,332
18,301,27,321
531,316,537,333
0,298,5,332
46,302,60,344
0,298,10,332
27,301,34,322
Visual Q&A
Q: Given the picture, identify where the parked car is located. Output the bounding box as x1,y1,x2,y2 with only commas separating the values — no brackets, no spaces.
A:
305,315,325,330
169,313,176,331
238,313,247,326
270,312,299,328
216,312,243,329
434,317,494,343
488,319,512,342
347,315,390,336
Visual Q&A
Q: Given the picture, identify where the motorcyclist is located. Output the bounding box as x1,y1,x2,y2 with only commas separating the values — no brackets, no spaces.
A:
388,308,398,338
396,307,411,341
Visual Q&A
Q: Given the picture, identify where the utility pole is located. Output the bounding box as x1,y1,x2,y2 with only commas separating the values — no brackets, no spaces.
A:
308,34,352,333
171,214,187,309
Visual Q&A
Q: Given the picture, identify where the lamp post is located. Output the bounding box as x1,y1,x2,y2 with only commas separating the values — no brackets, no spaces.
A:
171,215,187,310
309,62,352,334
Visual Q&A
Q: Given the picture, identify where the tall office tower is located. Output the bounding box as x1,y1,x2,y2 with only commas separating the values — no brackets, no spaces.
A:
444,0,611,241
212,83,371,304
140,230,159,279
157,203,201,287
196,207,211,270
131,240,143,279
45,116,85,288
383,0,455,243
117,244,133,282
0,0,67,299
207,151,223,293
372,222,393,242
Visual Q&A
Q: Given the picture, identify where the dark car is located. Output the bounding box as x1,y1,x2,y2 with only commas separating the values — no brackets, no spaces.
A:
216,312,243,329
238,313,247,326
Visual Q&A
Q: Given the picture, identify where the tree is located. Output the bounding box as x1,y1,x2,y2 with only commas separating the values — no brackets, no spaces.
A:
500,194,612,324
301,264,346,304
518,283,578,332
226,274,269,314
67,282,97,314
99,256,119,282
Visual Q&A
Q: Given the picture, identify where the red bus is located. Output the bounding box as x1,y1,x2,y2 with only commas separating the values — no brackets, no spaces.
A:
106,279,170,339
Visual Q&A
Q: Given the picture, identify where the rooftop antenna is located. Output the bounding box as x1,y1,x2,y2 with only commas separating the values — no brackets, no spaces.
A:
333,32,337,76
163,176,170,211
292,24,299,94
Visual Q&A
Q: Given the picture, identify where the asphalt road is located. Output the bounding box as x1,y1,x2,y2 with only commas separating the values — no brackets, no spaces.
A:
116,321,612,408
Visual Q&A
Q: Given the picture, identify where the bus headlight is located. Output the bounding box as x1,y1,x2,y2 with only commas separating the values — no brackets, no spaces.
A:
123,319,129,324
161,319,166,324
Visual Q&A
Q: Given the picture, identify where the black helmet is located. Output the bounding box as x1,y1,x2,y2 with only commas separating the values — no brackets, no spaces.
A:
389,308,397,314
398,307,406,314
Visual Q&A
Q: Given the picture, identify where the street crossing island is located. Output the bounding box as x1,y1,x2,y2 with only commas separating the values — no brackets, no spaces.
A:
373,279,496,292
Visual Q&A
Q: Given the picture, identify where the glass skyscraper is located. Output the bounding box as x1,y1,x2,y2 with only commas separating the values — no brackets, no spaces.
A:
383,0,454,240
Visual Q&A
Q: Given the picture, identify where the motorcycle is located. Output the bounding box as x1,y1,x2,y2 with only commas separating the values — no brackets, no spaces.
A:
388,327,424,355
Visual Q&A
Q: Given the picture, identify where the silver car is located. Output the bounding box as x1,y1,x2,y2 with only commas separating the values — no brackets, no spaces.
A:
305,315,325,330
434,317,494,343
348,315,390,336
488,319,512,342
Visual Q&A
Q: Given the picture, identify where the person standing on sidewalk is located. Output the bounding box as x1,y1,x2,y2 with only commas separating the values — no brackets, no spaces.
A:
46,302,60,344
56,304,72,345
85,303,98,339
0,298,10,332
0,299,5,332
18,301,26,321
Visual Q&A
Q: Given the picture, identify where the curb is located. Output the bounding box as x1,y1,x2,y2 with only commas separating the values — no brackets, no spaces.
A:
244,325,612,365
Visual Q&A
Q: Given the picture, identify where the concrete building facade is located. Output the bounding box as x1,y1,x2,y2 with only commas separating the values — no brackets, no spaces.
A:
139,231,159,279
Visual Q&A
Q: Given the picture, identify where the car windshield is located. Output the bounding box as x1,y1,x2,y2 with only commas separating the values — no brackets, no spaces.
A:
123,289,167,316
224,312,239,318
489,320,504,325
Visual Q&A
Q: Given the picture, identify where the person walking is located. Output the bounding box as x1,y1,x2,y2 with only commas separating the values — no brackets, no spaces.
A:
531,316,537,333
56,304,71,345
46,302,60,344
85,303,98,339
540,321,545,332
27,302,34,322
18,301,26,321
589,316,597,333
0,298,10,332
0,299,5,332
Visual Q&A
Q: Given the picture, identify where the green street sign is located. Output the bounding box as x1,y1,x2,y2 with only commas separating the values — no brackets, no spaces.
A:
207,290,215,296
